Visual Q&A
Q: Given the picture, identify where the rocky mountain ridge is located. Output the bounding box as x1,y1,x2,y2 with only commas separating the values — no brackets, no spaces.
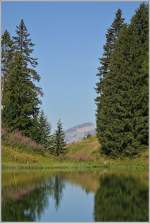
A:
65,122,96,143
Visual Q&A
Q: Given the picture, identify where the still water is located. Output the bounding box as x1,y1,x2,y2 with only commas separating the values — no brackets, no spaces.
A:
2,170,148,222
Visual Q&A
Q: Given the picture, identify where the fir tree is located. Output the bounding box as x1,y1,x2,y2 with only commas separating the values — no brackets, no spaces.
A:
2,20,42,137
2,52,40,132
38,111,51,147
28,111,51,148
54,120,66,156
12,19,41,90
95,9,125,155
95,3,148,156
48,134,57,154
1,30,14,97
128,3,148,147
13,19,39,80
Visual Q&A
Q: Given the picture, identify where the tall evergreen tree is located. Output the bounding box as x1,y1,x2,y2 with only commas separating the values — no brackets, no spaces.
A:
54,119,66,156
1,30,14,97
2,20,42,137
95,9,125,155
96,3,148,156
2,52,40,132
13,19,39,80
129,3,148,147
13,19,41,84
96,9,124,92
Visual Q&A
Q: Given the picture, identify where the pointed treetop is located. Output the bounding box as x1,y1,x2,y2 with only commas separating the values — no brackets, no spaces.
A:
3,29,10,36
2,30,12,44
116,9,122,18
18,19,27,31
111,8,125,34
13,19,40,80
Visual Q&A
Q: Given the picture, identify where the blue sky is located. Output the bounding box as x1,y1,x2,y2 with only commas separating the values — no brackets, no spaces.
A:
2,2,141,130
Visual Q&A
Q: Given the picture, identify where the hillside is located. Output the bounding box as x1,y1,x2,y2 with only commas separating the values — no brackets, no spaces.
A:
65,136,100,161
2,131,148,171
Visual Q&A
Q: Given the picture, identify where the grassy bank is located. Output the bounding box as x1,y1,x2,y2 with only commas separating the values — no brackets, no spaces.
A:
2,132,148,171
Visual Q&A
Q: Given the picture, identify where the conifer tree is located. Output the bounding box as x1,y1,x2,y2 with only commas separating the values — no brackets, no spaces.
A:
129,3,148,147
38,111,51,147
2,20,42,137
12,19,41,89
1,30,14,96
2,52,40,132
95,9,125,155
48,134,57,154
28,111,52,149
108,3,148,156
96,9,124,92
96,3,148,156
54,120,66,156
13,19,40,81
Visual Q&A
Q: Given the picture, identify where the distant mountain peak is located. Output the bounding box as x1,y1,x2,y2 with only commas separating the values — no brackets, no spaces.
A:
65,122,96,144
65,122,94,132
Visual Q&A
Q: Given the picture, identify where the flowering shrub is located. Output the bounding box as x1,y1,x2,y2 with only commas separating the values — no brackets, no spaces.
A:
2,129,44,153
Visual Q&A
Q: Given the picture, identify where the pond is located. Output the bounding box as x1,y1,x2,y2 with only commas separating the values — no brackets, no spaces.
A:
2,170,148,222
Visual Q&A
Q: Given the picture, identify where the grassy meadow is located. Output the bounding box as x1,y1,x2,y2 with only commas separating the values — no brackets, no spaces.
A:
2,131,148,171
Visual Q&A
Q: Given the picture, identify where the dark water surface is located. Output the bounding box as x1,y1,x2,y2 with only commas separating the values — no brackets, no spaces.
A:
2,170,148,222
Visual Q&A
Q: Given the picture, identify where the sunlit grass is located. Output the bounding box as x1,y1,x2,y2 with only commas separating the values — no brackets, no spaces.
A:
2,133,148,171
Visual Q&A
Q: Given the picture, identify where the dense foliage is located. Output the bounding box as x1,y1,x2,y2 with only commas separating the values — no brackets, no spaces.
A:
29,111,51,148
96,3,148,157
1,20,53,151
1,30,14,96
2,20,40,132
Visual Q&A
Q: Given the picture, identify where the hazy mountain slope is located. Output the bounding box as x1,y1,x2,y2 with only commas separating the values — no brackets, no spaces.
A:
65,122,96,143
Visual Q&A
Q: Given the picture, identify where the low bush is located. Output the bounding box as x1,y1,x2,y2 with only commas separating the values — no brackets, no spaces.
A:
2,129,45,154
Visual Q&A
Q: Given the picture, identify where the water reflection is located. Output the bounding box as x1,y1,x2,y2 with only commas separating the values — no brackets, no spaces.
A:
2,175,65,221
2,171,148,222
3,181,48,221
94,174,148,221
53,176,65,210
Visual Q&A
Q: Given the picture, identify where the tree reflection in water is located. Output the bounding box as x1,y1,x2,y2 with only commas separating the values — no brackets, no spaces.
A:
2,175,65,221
2,172,148,222
94,174,148,222
53,175,65,210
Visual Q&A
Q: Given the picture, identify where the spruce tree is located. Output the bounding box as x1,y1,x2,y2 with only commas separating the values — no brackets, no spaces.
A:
129,3,148,147
28,110,52,149
38,111,51,147
13,19,39,81
2,20,42,137
54,120,66,156
12,19,41,90
100,26,134,156
2,52,40,132
96,3,148,156
48,134,57,154
95,9,125,155
1,30,14,97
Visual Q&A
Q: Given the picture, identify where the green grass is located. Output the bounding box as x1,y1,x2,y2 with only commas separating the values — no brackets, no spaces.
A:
2,135,148,171
65,136,100,161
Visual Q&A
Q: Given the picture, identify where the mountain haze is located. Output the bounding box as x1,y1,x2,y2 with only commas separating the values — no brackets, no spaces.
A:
65,122,96,144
